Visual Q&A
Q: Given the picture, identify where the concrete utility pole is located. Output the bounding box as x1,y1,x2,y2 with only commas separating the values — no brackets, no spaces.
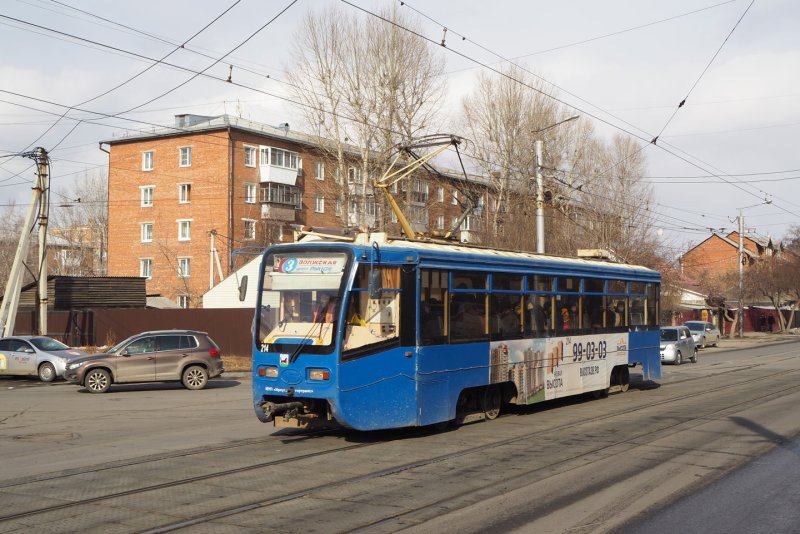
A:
0,147,49,337
738,210,744,339
534,139,545,254
533,115,579,254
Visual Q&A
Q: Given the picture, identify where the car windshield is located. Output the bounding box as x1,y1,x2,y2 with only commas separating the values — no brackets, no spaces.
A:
684,322,704,332
661,329,678,342
257,250,349,351
108,334,139,354
29,337,69,351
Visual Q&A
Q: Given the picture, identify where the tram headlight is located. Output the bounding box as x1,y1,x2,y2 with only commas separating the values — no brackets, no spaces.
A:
258,366,279,378
308,369,330,381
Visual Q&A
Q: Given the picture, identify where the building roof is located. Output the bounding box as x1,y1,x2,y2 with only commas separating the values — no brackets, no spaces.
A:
102,113,490,187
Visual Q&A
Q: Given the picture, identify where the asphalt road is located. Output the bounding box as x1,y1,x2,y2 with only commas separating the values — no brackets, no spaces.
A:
1,339,798,533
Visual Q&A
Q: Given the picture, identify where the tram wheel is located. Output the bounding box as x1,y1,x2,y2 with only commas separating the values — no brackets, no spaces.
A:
483,386,501,420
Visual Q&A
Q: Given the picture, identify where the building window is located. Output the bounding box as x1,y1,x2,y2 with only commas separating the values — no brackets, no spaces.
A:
179,146,192,167
178,257,191,278
178,219,191,241
459,215,477,231
260,183,301,208
436,215,444,230
245,183,257,204
389,182,398,194
244,219,256,241
244,146,256,167
140,186,154,207
260,146,298,170
411,179,429,204
178,183,191,203
142,151,154,171
335,200,342,216
365,197,375,216
140,258,152,279
314,196,325,213
437,187,444,203
348,166,362,184
452,190,458,205
390,211,398,223
140,223,153,243
315,161,325,180
178,295,189,309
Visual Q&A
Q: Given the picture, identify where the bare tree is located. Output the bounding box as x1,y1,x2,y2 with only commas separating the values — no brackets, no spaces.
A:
50,171,108,276
570,134,658,263
287,4,445,231
461,65,565,250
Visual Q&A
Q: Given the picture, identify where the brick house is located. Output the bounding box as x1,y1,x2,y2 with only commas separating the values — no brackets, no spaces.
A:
102,114,481,307
679,231,781,281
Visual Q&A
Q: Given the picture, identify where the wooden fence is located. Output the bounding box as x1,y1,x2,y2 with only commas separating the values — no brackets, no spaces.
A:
12,308,255,357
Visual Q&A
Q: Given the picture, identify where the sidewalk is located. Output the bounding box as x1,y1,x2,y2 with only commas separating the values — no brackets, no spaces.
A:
716,331,799,350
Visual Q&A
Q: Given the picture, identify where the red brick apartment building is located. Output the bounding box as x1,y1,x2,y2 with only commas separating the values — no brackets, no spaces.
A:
103,114,475,307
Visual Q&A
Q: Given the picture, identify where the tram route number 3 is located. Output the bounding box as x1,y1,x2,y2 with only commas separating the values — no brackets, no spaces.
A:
572,340,607,362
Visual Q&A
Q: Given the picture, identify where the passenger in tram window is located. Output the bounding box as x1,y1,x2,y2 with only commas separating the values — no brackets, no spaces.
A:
500,302,521,335
526,296,546,335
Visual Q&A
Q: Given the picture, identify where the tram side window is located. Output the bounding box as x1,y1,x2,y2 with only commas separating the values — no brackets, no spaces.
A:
450,272,488,343
646,283,660,326
343,265,400,353
555,294,580,333
524,294,552,337
608,298,628,329
582,294,605,333
420,269,448,345
490,294,523,340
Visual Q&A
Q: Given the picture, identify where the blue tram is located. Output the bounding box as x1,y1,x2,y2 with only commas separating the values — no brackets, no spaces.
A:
252,233,661,431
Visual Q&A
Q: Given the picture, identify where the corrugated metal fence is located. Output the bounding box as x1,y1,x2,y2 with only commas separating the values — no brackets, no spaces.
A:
13,308,254,357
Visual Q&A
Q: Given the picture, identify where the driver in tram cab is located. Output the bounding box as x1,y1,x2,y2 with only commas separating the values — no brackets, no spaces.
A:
313,294,335,323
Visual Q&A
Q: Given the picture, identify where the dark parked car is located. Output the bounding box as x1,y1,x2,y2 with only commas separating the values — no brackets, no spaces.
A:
64,330,223,393
0,336,87,381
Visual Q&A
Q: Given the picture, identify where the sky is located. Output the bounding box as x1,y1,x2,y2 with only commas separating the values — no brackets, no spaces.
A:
1,0,798,256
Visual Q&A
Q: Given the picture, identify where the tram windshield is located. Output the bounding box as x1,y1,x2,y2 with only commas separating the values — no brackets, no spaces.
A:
257,251,348,350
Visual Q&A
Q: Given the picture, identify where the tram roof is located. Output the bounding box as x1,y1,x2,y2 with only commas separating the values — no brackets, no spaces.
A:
292,232,659,279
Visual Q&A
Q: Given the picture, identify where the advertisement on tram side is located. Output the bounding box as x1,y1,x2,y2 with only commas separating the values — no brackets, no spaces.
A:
489,333,629,403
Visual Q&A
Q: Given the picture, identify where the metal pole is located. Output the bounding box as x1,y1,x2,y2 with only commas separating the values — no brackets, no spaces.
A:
738,210,744,338
535,139,545,254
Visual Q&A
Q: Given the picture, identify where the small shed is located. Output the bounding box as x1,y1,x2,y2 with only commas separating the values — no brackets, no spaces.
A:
8,276,147,310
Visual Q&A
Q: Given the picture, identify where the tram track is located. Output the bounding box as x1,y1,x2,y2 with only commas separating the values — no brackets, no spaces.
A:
143,370,800,533
2,362,799,532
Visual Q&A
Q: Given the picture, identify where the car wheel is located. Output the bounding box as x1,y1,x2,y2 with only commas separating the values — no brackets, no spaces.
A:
182,365,209,390
38,362,57,382
691,348,698,363
85,369,111,393
675,351,682,365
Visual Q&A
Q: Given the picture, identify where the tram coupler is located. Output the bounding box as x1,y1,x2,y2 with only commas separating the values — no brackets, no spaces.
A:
262,401,304,422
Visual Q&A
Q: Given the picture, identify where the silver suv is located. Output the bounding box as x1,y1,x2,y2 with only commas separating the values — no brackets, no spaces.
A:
65,330,224,393
660,326,697,365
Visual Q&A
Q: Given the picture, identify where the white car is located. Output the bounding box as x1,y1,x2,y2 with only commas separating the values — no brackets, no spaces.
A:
660,326,697,365
0,336,87,382
684,321,721,349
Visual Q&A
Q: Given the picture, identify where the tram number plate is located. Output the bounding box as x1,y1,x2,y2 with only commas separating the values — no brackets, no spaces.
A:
572,341,607,362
